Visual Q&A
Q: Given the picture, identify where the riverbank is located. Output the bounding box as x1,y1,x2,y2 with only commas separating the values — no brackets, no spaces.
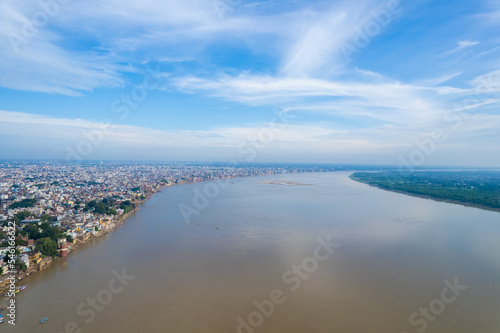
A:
350,175,500,214
0,170,329,295
0,175,250,294
0,183,173,295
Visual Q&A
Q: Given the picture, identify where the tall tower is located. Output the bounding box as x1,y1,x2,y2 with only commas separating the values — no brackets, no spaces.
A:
59,239,68,257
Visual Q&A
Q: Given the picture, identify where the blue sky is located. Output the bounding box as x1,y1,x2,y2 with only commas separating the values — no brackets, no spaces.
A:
0,0,499,166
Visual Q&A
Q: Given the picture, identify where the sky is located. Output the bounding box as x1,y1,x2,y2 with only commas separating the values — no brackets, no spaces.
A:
0,0,499,166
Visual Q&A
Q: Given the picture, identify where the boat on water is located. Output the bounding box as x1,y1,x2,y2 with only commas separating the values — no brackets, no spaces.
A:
40,317,49,324
18,285,27,291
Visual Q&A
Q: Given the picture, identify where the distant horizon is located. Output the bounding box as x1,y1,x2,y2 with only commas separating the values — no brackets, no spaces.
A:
0,158,498,170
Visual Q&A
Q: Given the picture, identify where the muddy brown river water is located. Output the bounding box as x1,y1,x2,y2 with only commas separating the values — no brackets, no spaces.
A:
4,172,500,332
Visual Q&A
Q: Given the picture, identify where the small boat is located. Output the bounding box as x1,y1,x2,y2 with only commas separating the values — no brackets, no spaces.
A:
40,317,49,324
18,285,27,291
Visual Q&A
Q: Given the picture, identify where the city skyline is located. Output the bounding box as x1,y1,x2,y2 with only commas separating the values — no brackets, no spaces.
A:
1,0,499,166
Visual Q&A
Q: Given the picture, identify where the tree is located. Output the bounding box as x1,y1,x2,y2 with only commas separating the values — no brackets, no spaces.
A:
123,206,134,214
39,222,63,241
120,200,132,207
13,211,33,225
9,198,37,209
94,226,99,232
41,214,53,222
14,259,27,271
35,237,58,257
3,248,19,263
13,259,27,271
94,202,107,214
22,223,41,240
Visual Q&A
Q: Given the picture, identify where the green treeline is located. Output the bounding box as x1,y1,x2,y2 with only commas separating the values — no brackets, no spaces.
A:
84,198,135,215
9,198,37,209
350,171,500,210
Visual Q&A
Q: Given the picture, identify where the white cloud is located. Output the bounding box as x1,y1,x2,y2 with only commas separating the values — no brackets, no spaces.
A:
172,72,470,125
478,46,500,57
0,110,338,147
280,1,398,77
470,69,500,93
479,0,500,25
0,110,413,159
440,40,480,58
416,72,462,86
0,0,244,94
0,0,405,94
0,2,126,95
2,105,500,165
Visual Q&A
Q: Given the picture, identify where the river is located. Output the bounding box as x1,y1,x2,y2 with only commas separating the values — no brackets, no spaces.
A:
4,172,500,332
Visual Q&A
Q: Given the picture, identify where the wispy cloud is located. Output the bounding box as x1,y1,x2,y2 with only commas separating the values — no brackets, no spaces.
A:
280,0,404,77
3,109,499,165
416,73,462,86
0,110,345,148
0,0,403,95
0,110,420,161
0,2,126,95
172,72,470,125
440,40,480,58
